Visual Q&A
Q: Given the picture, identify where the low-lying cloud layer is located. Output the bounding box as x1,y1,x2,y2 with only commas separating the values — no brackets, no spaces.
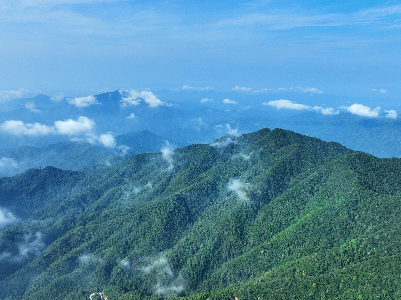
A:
181,85,213,91
161,142,175,171
0,116,116,148
266,99,398,119
227,178,252,202
265,99,338,115
140,256,185,296
211,124,240,148
0,157,19,176
68,95,99,107
0,207,18,229
0,231,46,264
120,89,169,108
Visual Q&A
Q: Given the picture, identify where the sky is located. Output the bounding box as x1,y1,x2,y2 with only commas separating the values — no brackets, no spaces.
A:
0,0,400,98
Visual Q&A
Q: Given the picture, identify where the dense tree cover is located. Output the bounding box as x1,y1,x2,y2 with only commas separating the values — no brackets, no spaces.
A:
0,128,400,299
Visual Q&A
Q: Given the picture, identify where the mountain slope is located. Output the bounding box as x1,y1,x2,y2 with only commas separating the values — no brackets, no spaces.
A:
0,130,181,176
0,128,400,299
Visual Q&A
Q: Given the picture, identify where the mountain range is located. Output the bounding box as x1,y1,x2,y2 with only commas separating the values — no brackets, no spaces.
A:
1,127,400,299
1,90,401,175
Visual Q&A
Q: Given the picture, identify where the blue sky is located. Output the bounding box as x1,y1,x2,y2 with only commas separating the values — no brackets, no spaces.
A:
0,0,400,98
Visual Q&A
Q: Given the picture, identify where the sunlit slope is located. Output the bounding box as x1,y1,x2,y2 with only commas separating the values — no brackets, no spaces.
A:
1,128,401,299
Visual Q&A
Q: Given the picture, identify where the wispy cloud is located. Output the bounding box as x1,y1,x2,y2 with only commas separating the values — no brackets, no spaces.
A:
127,113,136,119
252,88,273,93
214,4,401,30
227,178,252,202
161,141,174,171
139,256,185,296
0,89,28,102
233,86,252,92
181,85,213,91
0,232,46,264
78,253,103,265
0,207,18,229
372,88,387,93
211,124,239,148
294,87,323,94
50,92,64,101
25,101,41,112
0,157,19,176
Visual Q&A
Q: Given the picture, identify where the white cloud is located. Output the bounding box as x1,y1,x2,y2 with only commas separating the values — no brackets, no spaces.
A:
97,133,116,148
232,153,251,160
200,98,213,103
372,88,387,93
0,157,19,176
225,124,239,136
127,113,136,119
84,132,116,148
193,117,205,132
54,116,96,135
139,256,185,296
161,141,174,171
264,99,310,110
233,86,252,92
0,207,18,229
312,106,339,115
253,88,272,93
227,178,252,202
211,124,240,148
120,89,169,108
0,89,26,102
265,99,338,115
17,232,46,260
68,95,99,107
385,109,398,119
0,116,115,148
0,120,55,136
25,101,41,112
116,144,130,156
50,92,64,102
0,232,46,264
294,87,323,94
181,85,213,91
345,103,381,117
223,99,238,104
155,276,185,296
78,253,103,265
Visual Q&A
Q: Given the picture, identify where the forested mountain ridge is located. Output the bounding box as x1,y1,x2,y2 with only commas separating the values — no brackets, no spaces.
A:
1,128,401,299
0,130,181,176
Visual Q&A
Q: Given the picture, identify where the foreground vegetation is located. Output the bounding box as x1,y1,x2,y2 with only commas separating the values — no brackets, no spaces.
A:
1,128,400,299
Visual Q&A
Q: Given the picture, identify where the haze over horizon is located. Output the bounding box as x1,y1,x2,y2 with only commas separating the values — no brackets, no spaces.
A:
0,0,400,98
